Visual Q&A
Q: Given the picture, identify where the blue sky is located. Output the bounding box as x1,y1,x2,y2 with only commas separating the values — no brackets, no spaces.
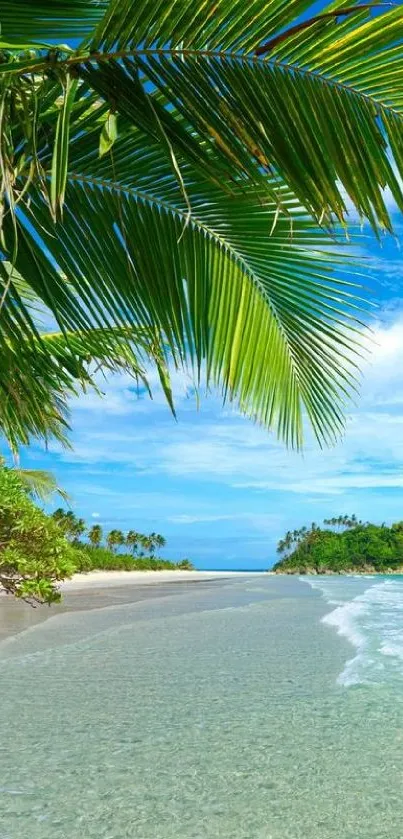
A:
6,207,403,570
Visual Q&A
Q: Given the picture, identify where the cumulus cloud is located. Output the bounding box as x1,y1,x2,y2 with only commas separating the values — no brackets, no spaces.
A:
70,366,196,416
20,302,403,558
53,309,403,502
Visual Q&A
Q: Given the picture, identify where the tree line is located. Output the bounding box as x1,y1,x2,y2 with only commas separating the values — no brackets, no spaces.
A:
274,515,403,574
51,509,166,556
0,464,193,605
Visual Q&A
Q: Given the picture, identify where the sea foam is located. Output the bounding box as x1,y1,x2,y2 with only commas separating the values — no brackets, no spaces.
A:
302,576,403,686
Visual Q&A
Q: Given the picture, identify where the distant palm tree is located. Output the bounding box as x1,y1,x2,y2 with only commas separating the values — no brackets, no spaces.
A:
106,530,118,553
106,529,125,553
71,517,86,544
126,530,141,555
137,535,152,557
155,534,166,552
51,509,86,542
52,508,66,526
115,530,125,551
88,524,103,548
147,532,166,557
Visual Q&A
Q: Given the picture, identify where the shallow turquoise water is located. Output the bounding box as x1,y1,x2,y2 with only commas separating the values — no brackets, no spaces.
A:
2,575,403,838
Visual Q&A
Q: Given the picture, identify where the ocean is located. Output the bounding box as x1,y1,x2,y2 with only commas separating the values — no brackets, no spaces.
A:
1,574,403,838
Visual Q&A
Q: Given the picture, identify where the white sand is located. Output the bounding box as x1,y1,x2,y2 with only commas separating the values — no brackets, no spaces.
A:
61,570,267,590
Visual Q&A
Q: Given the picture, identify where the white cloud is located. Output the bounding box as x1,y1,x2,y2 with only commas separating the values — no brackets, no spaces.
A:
169,514,238,524
70,366,196,417
91,512,100,518
168,513,281,533
43,308,403,515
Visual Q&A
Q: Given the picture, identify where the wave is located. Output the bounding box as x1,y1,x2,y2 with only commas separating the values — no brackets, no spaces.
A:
301,575,403,686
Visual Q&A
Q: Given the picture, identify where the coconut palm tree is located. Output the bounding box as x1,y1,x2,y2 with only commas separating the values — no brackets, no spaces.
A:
147,532,166,557
106,528,125,553
2,2,403,449
126,530,141,555
154,534,167,553
0,456,69,502
106,530,118,553
115,530,125,552
88,524,103,548
51,508,86,542
71,517,86,544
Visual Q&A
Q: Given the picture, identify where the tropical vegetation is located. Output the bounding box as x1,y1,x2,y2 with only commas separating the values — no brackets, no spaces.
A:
73,547,193,573
2,1,403,453
50,508,192,571
274,516,403,574
51,508,167,556
0,466,193,604
0,464,76,603
0,455,69,502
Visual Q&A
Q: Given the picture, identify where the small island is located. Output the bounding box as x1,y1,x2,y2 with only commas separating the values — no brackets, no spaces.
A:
273,515,403,575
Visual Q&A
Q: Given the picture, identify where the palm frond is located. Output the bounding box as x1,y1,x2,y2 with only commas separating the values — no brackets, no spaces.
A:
16,468,71,502
3,1,402,231
2,130,368,447
0,1,108,41
1,0,397,449
83,0,403,232
0,317,174,452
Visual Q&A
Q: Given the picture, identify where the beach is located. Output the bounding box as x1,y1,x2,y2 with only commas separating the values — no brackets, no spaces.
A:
2,573,403,838
0,570,266,643
62,569,266,588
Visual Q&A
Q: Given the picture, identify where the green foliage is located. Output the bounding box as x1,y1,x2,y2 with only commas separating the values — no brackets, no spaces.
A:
51,508,86,543
126,529,141,554
106,528,125,553
0,456,69,503
51,511,187,571
0,318,174,454
73,546,194,572
88,523,103,548
176,558,193,570
13,468,70,503
274,516,403,574
0,471,192,602
0,466,75,602
5,1,403,449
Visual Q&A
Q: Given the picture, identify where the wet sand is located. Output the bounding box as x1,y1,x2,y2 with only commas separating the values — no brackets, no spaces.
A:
0,571,264,643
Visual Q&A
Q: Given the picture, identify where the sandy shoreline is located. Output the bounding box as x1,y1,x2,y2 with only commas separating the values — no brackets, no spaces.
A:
61,569,269,590
0,571,268,644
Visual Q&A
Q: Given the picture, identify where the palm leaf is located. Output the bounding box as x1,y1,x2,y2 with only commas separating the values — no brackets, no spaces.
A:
2,129,368,447
16,468,71,502
1,1,108,41
84,0,403,232
0,315,174,451
3,2,403,230
1,0,396,449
